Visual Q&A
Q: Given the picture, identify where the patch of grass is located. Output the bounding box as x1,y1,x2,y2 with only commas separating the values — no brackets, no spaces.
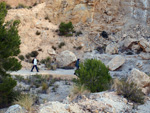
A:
69,84,90,101
65,34,73,37
113,79,145,104
75,31,82,36
42,82,48,93
14,94,34,112
52,84,59,92
18,55,25,61
58,42,65,48
14,75,24,82
76,46,82,50
16,4,28,9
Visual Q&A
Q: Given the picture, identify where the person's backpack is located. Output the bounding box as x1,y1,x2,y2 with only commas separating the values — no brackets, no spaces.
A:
32,59,34,64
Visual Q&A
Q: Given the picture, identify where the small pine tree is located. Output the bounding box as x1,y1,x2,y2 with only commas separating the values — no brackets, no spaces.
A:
75,59,112,92
59,21,74,36
0,2,22,108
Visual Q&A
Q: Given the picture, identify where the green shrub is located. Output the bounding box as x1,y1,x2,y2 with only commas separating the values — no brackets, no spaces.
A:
30,51,39,57
18,55,25,61
0,77,17,108
58,42,65,48
74,59,112,93
0,2,22,108
42,82,48,92
59,22,74,36
52,84,59,92
76,46,82,50
36,31,41,35
14,75,24,82
75,31,82,36
115,79,144,104
45,16,49,20
16,4,27,9
25,53,31,59
69,84,90,101
51,64,57,70
40,57,52,69
52,46,57,50
6,4,12,10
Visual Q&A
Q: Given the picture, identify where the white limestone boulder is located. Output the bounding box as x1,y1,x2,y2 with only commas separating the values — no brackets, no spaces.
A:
56,50,77,67
107,55,125,71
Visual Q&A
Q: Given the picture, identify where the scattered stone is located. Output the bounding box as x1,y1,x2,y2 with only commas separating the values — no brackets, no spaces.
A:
107,55,125,71
139,52,150,60
47,48,56,55
123,38,138,48
5,104,25,113
106,43,118,54
138,38,150,53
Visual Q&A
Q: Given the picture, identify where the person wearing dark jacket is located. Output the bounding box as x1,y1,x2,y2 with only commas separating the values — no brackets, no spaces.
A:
75,59,80,70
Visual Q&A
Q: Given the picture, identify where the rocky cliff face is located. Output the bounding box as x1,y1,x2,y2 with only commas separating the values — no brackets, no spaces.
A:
45,0,123,32
45,0,150,32
121,0,150,24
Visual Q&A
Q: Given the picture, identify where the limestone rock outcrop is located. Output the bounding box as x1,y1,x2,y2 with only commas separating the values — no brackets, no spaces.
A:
56,50,77,67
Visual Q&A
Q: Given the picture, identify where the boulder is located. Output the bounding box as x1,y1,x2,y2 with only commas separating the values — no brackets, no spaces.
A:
38,101,82,113
56,50,77,67
127,68,150,94
139,52,150,60
123,38,138,48
47,48,56,55
5,104,25,113
138,38,150,52
107,55,125,71
106,43,118,54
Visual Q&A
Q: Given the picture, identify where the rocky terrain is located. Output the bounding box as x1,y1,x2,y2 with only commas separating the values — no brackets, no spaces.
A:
1,0,150,113
0,0,44,7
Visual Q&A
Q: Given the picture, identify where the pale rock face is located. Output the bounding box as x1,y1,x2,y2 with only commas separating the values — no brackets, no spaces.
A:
5,104,25,113
0,0,45,7
139,52,150,60
47,48,56,55
106,43,118,54
56,50,77,67
38,101,82,113
121,0,150,24
138,38,150,53
127,68,150,94
107,55,125,71
123,38,138,48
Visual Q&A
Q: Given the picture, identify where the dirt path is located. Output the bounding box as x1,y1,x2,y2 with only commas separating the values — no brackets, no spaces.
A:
9,69,77,80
